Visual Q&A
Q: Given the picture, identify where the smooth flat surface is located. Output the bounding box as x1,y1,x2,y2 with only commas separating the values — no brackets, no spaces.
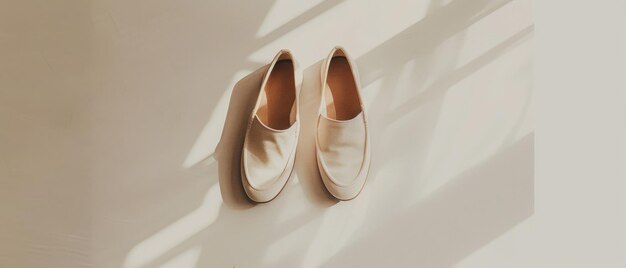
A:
2,0,533,267
0,0,620,267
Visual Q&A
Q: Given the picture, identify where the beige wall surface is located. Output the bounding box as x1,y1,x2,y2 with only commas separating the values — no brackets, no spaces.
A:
0,0,617,267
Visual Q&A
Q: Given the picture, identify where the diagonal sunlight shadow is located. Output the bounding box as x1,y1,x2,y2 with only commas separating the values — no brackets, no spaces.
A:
322,133,534,267
384,25,534,124
257,0,347,43
120,0,534,267
356,0,520,191
305,0,532,266
293,1,533,267
123,185,222,268
359,0,532,207
357,0,515,85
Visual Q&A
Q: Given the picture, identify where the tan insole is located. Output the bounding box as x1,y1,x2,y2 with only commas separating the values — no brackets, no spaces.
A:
257,60,295,130
326,57,362,120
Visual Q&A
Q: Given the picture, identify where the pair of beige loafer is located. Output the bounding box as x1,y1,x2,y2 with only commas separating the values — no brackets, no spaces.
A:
241,47,370,203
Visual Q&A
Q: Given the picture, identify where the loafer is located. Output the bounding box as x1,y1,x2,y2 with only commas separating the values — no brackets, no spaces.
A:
241,49,299,203
315,47,371,200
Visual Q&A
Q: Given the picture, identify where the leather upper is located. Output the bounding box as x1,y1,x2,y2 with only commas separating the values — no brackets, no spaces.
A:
241,49,299,202
243,115,297,190
315,46,370,200
316,112,366,187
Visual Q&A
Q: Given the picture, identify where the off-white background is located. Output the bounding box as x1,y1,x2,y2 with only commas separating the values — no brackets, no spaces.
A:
0,0,623,267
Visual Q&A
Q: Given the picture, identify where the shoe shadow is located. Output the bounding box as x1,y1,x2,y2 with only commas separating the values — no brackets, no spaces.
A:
215,65,269,209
